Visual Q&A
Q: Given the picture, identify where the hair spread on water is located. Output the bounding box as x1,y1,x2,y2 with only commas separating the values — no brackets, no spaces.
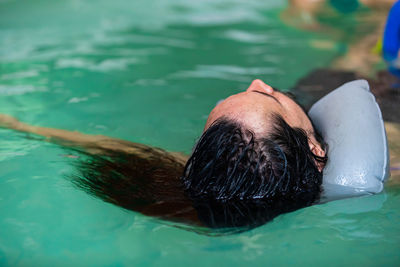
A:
67,113,327,231
67,146,196,224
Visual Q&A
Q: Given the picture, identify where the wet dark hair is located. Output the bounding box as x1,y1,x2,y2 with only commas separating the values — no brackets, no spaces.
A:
182,114,327,229
65,111,327,232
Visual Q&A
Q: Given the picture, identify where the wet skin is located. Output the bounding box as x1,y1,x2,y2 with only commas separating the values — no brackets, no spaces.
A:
205,79,326,161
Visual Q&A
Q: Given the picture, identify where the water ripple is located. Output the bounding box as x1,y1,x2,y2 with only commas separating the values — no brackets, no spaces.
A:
0,85,47,96
170,64,281,81
55,57,139,72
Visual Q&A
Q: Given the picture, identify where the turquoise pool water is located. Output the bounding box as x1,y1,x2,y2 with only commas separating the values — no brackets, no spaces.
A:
1,0,399,266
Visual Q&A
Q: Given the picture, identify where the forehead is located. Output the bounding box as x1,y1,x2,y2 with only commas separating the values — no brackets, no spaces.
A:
205,91,279,133
208,92,249,120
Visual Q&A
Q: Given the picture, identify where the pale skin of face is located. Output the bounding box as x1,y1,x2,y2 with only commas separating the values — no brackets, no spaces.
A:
204,79,327,165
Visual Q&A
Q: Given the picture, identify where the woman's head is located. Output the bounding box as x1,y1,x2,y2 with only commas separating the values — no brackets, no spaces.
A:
182,79,328,228
205,79,326,164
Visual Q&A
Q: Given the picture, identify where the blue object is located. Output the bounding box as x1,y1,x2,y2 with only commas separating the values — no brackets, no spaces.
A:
309,80,389,202
383,0,400,75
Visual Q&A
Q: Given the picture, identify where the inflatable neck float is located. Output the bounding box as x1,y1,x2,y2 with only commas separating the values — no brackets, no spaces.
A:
309,80,389,202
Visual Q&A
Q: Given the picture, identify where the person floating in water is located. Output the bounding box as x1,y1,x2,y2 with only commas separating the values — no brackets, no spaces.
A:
0,79,328,231
181,80,327,228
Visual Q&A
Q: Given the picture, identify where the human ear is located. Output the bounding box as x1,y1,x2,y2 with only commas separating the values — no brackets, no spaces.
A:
308,140,326,172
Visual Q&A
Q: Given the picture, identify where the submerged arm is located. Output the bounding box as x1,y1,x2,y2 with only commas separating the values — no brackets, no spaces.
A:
0,113,188,164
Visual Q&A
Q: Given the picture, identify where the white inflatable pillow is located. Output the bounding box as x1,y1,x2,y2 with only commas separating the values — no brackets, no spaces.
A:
308,80,389,201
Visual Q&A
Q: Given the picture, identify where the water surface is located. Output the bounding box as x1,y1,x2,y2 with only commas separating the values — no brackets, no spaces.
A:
0,0,399,266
